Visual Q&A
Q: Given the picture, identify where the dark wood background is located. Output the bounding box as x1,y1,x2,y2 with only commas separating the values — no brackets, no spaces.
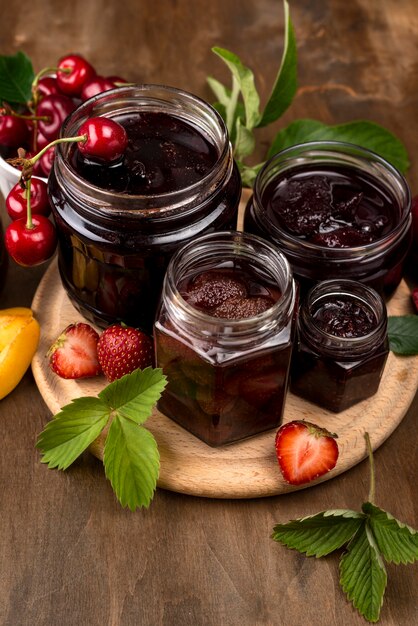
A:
0,1,417,625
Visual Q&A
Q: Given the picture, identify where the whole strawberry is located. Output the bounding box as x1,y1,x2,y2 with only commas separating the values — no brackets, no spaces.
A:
97,324,154,382
48,322,101,379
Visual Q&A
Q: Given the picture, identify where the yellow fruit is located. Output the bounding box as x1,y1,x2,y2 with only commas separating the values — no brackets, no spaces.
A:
0,308,40,400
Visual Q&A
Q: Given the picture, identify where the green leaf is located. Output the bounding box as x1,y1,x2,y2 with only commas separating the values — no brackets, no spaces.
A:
268,119,410,173
272,510,364,557
387,316,418,355
363,502,418,564
240,162,265,188
99,367,167,425
207,76,231,107
36,397,109,470
0,52,34,105
104,415,159,510
234,118,255,160
340,522,387,623
258,0,297,127
212,47,260,130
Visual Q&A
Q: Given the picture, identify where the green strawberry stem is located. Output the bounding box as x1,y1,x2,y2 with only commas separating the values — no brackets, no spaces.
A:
365,432,375,505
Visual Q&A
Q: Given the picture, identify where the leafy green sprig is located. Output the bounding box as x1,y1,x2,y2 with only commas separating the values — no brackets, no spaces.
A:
36,367,167,511
272,433,418,622
208,0,409,187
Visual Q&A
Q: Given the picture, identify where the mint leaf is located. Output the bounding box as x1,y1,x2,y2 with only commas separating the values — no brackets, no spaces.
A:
207,76,231,108
258,0,297,127
99,367,167,425
36,397,109,470
387,316,418,355
234,118,255,160
212,47,260,130
240,162,265,188
104,415,159,510
272,510,364,557
0,52,34,105
268,119,409,173
340,522,387,623
363,502,418,564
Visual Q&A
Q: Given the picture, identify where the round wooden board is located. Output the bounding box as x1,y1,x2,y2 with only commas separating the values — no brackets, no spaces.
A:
32,264,418,500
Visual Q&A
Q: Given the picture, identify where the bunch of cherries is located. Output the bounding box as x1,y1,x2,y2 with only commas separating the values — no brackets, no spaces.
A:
0,54,129,267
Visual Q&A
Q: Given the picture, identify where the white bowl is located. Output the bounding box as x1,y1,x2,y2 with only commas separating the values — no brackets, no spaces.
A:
0,154,47,199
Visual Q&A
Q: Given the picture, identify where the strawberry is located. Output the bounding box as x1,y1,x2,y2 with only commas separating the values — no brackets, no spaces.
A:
97,324,154,382
275,421,339,485
48,323,101,379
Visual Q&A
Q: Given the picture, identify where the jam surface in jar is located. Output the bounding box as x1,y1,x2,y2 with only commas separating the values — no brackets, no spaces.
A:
263,164,397,248
70,111,219,194
290,280,389,413
155,233,297,447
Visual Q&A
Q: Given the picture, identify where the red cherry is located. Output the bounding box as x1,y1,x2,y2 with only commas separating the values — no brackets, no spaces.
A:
107,75,128,85
36,76,62,99
36,94,76,140
56,54,96,97
39,146,56,176
36,131,50,150
6,178,50,220
78,117,128,162
5,215,57,266
81,76,116,101
0,115,29,148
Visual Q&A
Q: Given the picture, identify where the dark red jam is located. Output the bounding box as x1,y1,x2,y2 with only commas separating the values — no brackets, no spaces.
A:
263,165,396,247
290,280,388,413
70,111,219,194
49,90,241,332
155,234,296,447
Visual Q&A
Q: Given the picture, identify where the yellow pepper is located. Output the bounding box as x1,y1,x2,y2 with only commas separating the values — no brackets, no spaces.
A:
0,307,40,400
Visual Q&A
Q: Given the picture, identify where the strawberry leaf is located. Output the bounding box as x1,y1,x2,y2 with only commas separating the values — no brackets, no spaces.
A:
258,0,297,127
0,51,34,105
340,522,387,623
36,397,109,470
272,510,364,557
267,119,410,174
103,415,159,510
363,502,418,564
98,367,167,425
387,316,418,355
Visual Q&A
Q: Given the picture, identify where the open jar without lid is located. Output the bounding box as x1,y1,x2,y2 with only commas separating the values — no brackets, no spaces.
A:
290,279,389,413
48,85,241,332
154,231,298,446
244,141,412,295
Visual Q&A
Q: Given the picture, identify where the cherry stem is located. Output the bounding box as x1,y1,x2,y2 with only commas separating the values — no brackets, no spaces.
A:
365,432,375,504
0,110,49,122
31,66,72,110
25,176,33,230
27,134,87,166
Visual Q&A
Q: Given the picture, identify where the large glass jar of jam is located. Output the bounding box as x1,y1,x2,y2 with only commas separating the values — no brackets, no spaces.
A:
291,279,389,413
154,231,298,446
48,85,241,332
244,142,412,294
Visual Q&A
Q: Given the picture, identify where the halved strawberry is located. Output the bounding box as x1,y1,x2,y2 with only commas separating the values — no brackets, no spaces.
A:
48,322,101,379
275,420,339,485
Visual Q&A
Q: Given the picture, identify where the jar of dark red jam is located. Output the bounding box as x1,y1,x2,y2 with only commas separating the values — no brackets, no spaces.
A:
244,142,412,294
291,279,389,413
48,85,241,331
154,231,298,446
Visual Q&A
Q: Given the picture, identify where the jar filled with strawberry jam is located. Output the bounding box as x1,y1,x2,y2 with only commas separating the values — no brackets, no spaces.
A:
48,85,241,332
154,231,298,446
291,279,389,413
244,142,412,294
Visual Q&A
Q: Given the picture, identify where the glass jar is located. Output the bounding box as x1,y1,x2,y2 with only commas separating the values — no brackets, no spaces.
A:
290,279,389,413
48,85,241,332
154,231,298,446
244,142,412,294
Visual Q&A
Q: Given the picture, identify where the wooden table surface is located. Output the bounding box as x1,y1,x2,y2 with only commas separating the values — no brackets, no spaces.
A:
0,1,417,625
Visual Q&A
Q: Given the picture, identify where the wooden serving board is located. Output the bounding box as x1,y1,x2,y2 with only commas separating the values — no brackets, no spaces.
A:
31,258,418,499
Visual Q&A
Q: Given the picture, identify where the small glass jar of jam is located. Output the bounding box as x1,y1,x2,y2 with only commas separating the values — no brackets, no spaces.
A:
244,141,412,294
154,231,298,446
290,279,389,413
48,85,241,332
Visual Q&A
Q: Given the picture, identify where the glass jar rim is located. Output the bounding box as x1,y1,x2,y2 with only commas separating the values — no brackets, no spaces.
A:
54,84,232,214
252,140,411,256
163,230,296,341
300,278,388,356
